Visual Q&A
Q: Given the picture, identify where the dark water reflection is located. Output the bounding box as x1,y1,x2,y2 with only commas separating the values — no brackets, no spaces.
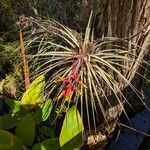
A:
107,87,150,150
107,109,150,150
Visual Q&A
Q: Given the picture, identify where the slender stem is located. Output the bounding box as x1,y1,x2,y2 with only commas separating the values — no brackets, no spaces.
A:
118,123,150,137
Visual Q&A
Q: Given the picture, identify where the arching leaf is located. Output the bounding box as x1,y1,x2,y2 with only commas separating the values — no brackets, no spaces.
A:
59,106,84,149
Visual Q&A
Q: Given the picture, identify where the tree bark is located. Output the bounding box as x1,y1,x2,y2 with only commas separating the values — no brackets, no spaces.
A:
96,0,150,40
87,1,150,147
95,0,150,103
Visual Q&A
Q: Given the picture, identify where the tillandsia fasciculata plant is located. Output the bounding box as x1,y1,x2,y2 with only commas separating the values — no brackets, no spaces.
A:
18,11,150,136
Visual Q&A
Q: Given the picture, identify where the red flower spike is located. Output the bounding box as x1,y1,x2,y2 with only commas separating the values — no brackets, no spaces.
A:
56,72,87,102
65,84,73,101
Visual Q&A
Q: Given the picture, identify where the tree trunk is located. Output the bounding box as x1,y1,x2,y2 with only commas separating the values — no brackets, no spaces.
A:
95,0,150,107
96,0,150,39
86,0,150,148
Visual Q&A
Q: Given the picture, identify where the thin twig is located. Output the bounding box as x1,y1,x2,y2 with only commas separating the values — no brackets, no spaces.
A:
126,22,150,40
118,122,150,137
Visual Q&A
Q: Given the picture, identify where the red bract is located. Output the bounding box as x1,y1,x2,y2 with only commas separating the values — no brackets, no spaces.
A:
65,84,73,101
57,72,87,101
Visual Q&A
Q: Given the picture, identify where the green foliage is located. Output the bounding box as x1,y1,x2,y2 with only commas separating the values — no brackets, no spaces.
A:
0,41,19,73
32,138,60,150
0,99,24,130
1,12,146,150
0,40,21,98
0,114,21,130
4,98,22,113
60,106,84,149
1,3,149,149
21,75,45,109
0,74,83,149
15,113,35,146
0,74,64,149
33,99,52,124
0,130,23,150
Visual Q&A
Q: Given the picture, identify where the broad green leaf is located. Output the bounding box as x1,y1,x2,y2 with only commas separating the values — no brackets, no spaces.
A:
21,75,45,109
33,99,52,124
15,113,35,145
0,130,23,150
4,98,21,113
0,114,21,129
32,138,59,150
59,106,84,149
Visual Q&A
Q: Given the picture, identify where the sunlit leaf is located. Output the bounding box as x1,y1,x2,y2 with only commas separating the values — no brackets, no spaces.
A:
33,99,52,124
4,98,21,113
59,106,84,149
39,100,52,121
15,113,35,145
21,75,45,110
0,130,23,150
